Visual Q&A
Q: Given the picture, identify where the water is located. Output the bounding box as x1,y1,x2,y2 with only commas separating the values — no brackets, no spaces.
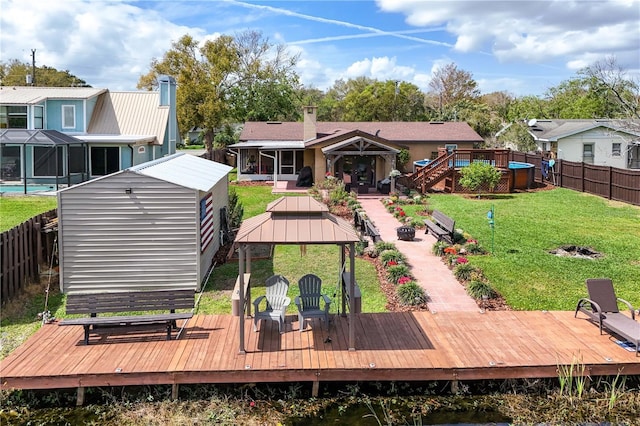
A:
0,184,57,194
412,159,534,170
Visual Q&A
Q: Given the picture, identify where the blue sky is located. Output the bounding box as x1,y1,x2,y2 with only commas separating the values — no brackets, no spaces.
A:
1,0,639,97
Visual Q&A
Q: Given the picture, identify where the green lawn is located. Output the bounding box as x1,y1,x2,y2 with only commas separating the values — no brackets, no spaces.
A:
402,188,640,310
0,196,57,232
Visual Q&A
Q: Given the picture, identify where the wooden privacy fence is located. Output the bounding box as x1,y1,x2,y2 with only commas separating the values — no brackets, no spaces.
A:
510,152,640,206
1,209,58,305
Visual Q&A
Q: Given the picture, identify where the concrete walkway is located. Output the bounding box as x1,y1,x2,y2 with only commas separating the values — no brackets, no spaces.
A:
357,194,479,312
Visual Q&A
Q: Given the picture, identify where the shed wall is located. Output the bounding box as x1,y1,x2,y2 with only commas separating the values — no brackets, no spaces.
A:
198,178,229,285
58,171,198,294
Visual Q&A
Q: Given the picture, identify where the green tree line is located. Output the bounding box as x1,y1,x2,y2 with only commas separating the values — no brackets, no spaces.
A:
3,31,638,151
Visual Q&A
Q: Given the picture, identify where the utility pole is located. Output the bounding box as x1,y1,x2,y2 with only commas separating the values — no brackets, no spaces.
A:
31,49,36,86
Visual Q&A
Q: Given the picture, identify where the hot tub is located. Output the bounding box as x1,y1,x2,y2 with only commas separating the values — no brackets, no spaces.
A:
509,161,535,189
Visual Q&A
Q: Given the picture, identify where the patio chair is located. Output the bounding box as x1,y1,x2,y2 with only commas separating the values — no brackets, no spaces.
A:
295,273,331,333
575,278,639,355
253,275,291,334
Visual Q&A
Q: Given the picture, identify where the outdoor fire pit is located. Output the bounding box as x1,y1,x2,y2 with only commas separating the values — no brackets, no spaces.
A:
396,226,415,241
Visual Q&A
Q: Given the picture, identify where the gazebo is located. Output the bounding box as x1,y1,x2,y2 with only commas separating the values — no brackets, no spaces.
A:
232,196,361,352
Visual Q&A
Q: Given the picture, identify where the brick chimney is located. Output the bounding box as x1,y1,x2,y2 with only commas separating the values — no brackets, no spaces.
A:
303,106,317,141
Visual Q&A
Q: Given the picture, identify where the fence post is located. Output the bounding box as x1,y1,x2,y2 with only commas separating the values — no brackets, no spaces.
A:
608,166,613,200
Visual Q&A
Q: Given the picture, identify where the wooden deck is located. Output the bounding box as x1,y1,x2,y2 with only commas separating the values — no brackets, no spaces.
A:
1,311,639,397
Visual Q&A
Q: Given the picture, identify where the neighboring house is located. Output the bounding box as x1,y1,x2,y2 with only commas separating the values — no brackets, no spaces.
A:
0,75,179,185
527,119,640,169
230,106,483,189
57,152,233,294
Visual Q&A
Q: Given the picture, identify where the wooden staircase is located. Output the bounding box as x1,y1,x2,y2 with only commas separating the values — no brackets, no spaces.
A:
403,149,512,194
409,152,455,193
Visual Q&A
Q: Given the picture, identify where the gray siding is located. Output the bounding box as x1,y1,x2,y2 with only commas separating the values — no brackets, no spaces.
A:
198,179,229,285
59,171,198,294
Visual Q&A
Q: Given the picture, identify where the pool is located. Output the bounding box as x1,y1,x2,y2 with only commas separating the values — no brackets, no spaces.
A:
508,161,535,189
0,184,57,194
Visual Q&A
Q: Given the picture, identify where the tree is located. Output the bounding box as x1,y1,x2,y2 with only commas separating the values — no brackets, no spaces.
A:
138,31,300,150
578,56,640,119
458,162,502,198
428,63,480,119
1,59,89,87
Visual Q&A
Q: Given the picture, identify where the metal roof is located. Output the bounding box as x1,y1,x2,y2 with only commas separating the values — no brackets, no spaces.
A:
234,196,359,244
528,119,640,141
87,91,169,145
0,129,85,145
129,152,233,192
0,86,106,104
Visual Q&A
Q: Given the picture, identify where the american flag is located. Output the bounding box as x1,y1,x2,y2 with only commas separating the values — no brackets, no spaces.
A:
200,193,214,251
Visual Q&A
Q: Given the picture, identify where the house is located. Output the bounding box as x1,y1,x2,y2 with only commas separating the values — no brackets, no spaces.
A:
527,119,640,169
0,76,179,187
57,152,233,294
230,106,483,191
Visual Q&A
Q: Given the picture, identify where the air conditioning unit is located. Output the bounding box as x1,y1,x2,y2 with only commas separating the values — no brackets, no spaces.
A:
26,75,33,85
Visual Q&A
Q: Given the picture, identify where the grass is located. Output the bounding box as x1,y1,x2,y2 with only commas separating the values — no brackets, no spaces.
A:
0,195,57,232
401,188,640,310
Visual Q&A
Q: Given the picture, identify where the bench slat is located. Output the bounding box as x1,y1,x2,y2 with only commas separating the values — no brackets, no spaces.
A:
424,210,455,244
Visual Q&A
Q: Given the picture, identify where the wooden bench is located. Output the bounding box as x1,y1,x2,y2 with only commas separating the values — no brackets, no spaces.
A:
363,219,382,243
424,209,455,244
59,289,194,345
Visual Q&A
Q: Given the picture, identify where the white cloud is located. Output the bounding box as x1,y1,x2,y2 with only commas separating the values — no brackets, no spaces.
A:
376,0,640,69
0,0,202,90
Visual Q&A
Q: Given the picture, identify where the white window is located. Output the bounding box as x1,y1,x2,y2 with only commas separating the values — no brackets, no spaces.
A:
34,105,44,129
62,105,75,129
612,143,621,156
583,144,594,164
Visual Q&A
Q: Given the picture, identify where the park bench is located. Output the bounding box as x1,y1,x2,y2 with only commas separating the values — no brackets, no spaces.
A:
363,219,382,243
59,289,194,345
424,210,455,244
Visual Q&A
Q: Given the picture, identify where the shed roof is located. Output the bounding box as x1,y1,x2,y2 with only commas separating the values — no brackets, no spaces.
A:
129,152,233,192
234,196,359,244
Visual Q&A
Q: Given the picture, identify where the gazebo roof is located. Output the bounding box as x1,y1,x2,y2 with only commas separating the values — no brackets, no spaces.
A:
234,196,359,244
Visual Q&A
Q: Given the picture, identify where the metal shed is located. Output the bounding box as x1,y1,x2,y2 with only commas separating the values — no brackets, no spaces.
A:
57,152,233,294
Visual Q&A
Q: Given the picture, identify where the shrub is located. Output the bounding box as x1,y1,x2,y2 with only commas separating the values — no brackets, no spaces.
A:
397,281,428,306
432,241,449,256
373,241,396,256
467,279,496,300
453,263,479,281
409,217,424,228
387,265,412,284
380,249,406,267
465,241,487,255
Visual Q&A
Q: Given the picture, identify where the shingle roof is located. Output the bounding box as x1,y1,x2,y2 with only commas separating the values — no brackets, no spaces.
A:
528,119,640,141
240,121,483,143
0,86,106,104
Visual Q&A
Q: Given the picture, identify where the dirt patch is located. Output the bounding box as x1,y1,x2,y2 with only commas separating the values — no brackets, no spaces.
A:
549,245,603,260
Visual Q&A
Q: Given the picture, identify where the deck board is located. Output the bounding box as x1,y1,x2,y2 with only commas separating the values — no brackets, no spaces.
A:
2,311,639,391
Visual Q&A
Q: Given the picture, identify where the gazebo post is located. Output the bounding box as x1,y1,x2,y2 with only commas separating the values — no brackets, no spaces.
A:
340,244,347,316
246,245,252,317
238,244,246,354
348,242,356,351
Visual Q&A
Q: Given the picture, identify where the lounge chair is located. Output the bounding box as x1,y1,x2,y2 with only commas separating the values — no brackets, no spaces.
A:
295,273,331,333
575,278,639,355
253,275,291,333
